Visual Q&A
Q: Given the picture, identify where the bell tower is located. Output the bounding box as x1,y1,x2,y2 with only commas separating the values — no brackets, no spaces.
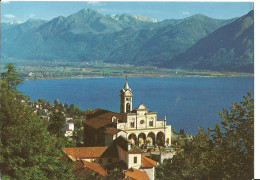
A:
120,76,133,113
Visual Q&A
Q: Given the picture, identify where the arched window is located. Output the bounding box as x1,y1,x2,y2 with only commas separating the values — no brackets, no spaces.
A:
112,116,117,123
126,103,131,113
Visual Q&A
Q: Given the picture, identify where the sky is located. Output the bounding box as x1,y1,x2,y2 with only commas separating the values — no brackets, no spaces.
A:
1,1,254,23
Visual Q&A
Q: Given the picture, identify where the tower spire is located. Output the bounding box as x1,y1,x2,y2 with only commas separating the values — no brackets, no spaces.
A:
124,75,130,89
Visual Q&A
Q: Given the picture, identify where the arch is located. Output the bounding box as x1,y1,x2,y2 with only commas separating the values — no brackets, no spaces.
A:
128,133,137,145
147,132,155,146
126,103,131,113
156,132,165,146
138,133,146,146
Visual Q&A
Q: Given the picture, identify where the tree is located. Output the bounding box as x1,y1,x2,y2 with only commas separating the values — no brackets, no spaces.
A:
48,111,66,137
155,93,254,180
0,64,75,179
105,168,125,180
38,98,46,104
209,92,254,179
54,99,59,107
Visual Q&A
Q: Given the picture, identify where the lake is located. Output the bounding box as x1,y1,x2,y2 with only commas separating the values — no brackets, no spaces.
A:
19,77,253,135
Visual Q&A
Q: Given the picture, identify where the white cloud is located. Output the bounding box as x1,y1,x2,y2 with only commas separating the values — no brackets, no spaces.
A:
4,14,16,19
87,1,106,6
182,11,190,15
1,0,10,4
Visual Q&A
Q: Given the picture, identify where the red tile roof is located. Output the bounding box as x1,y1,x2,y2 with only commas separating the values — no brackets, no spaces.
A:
85,109,125,129
142,155,157,168
104,127,121,135
73,160,85,174
125,168,150,180
83,160,107,176
63,147,108,159
73,160,107,178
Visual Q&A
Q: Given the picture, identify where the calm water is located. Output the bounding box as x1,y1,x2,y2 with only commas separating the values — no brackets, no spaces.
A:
19,77,254,135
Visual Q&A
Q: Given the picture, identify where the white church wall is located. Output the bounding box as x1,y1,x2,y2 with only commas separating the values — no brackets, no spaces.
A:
166,125,172,145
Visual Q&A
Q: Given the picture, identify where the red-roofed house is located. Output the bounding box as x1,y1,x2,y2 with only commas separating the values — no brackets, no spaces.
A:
65,129,73,137
73,160,107,179
125,168,150,180
63,136,157,180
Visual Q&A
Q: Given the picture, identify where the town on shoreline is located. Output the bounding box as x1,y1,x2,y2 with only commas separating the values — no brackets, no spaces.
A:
0,60,253,81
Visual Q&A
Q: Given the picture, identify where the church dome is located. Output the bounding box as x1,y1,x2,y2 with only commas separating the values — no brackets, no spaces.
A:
138,104,147,110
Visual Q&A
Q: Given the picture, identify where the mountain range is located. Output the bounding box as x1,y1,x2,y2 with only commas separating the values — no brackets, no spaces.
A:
1,8,254,73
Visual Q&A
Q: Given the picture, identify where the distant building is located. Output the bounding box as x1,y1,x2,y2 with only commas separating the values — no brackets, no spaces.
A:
66,117,73,122
65,129,73,137
84,77,171,147
28,72,34,77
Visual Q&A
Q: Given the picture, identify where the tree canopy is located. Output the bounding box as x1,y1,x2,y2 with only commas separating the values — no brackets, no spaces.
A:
156,93,254,180
0,63,75,179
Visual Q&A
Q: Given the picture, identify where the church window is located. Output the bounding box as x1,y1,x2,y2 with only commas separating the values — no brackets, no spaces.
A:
130,122,135,128
134,157,137,163
149,121,153,126
112,116,117,123
140,120,144,124
108,158,112,163
126,103,130,113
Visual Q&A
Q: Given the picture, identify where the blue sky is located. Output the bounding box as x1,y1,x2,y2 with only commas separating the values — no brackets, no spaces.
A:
1,1,253,23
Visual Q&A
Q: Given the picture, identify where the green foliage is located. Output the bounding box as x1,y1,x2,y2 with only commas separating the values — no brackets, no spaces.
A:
105,169,125,180
48,111,66,137
0,63,75,179
209,92,254,179
155,93,254,180
83,172,100,180
38,98,47,104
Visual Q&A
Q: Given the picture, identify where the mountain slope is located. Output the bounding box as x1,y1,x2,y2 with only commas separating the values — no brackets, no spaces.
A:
2,8,245,70
162,10,254,73
105,15,236,65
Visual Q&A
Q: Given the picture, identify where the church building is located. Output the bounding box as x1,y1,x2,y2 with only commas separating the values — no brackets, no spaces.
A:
84,77,171,147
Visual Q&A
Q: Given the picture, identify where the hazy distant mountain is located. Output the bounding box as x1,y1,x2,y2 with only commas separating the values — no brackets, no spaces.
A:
161,10,253,73
109,14,236,65
2,8,252,73
2,19,47,41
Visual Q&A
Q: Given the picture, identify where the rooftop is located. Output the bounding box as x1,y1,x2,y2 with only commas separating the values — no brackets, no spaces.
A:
142,155,157,168
113,136,143,153
85,109,124,129
83,160,107,176
125,168,150,180
138,104,147,110
104,127,121,135
63,147,108,159
73,160,107,178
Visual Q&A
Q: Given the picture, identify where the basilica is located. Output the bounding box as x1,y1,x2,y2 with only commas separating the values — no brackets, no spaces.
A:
84,77,172,147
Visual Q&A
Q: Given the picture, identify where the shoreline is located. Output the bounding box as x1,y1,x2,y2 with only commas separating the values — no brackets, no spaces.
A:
23,74,254,81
